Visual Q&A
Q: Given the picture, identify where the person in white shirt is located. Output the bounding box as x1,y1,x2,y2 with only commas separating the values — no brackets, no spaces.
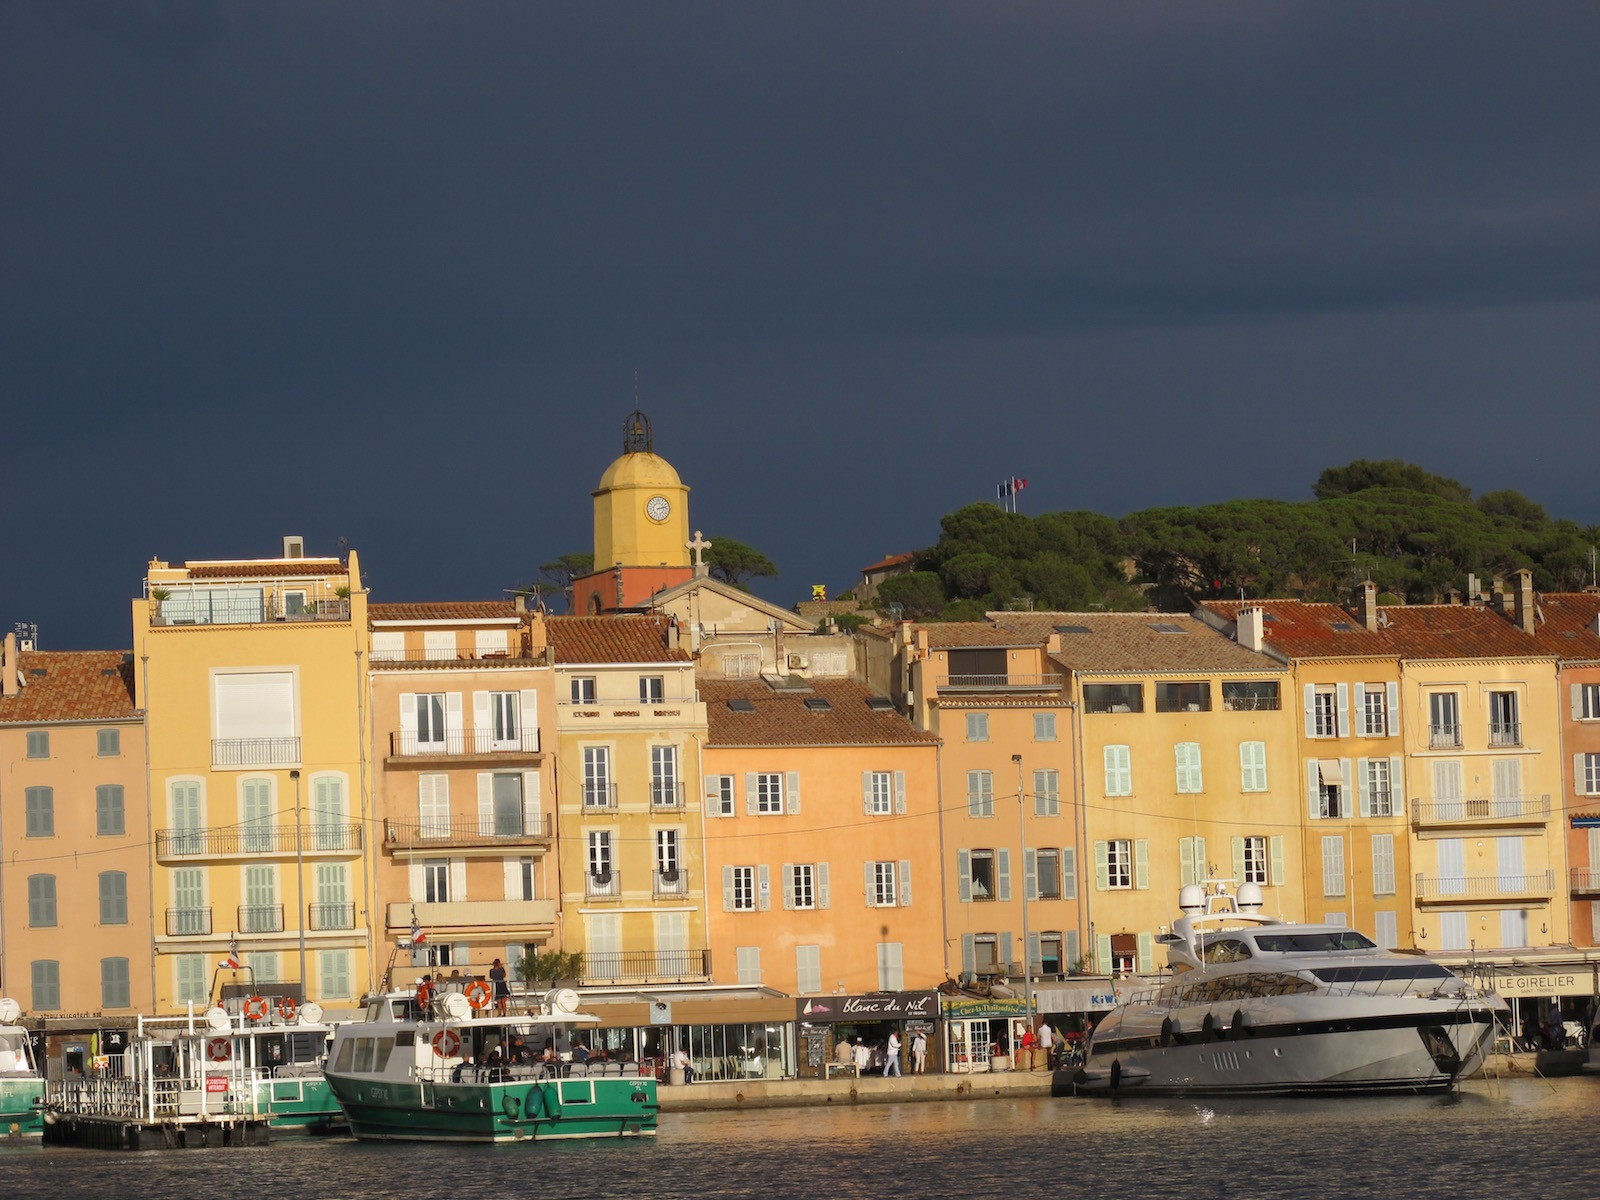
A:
852,1038,871,1073
883,1031,902,1076
670,1046,695,1084
1036,1019,1054,1065
911,1029,927,1074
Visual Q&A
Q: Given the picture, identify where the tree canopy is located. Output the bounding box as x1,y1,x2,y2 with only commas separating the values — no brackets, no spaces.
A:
705,536,778,589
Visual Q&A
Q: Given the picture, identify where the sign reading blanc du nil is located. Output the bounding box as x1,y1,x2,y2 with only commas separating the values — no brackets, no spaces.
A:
795,991,939,1023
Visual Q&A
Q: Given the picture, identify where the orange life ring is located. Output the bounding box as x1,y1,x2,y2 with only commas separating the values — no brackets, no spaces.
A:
464,980,493,1010
206,1037,232,1063
432,1028,461,1058
277,996,298,1021
243,995,269,1021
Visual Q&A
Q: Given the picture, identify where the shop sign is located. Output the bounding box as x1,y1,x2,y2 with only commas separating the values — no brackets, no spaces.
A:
796,991,939,1023
1488,968,1597,998
940,996,1029,1021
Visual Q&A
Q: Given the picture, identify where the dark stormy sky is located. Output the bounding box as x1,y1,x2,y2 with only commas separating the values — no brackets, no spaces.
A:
4,3,1597,649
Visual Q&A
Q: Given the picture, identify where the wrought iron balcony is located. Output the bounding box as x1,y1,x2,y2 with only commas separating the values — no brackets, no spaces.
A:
1414,870,1555,901
165,906,212,936
582,949,712,985
585,870,621,899
1411,794,1551,828
936,673,1064,692
653,869,689,898
308,902,356,931
384,813,553,850
387,729,541,758
1571,868,1600,896
1488,721,1522,748
650,780,686,810
156,823,363,858
238,904,285,933
582,783,619,812
1428,724,1463,749
212,737,300,768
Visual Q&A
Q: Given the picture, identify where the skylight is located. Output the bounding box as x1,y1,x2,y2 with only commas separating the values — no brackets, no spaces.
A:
727,698,755,712
1148,623,1187,634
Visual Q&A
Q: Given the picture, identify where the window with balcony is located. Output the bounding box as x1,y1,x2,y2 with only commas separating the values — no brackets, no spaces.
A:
755,772,784,814
96,785,125,836
26,731,48,759
99,871,128,924
1156,682,1211,713
314,863,352,930
24,787,53,837
28,874,56,927
423,632,456,661
1221,681,1280,711
213,671,297,766
968,849,996,900
1084,684,1142,714
570,676,597,704
490,773,523,835
170,781,201,853
966,712,989,742
414,694,446,752
866,771,893,815
243,865,279,932
1312,687,1337,738
966,770,994,817
1429,692,1461,748
370,631,405,662
312,775,348,848
1362,685,1388,736
587,832,613,889
655,829,682,893
1488,691,1520,746
1034,712,1057,741
730,865,756,911
651,745,681,808
1033,768,1060,816
97,728,121,757
489,692,520,749
639,676,665,703
171,868,206,935
583,746,613,808
242,777,273,853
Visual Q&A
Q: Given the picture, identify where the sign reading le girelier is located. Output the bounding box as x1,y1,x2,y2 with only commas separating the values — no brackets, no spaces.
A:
795,991,939,1023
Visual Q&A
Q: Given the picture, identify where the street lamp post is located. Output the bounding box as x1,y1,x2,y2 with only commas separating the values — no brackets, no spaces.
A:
1012,754,1034,1037
291,769,306,1001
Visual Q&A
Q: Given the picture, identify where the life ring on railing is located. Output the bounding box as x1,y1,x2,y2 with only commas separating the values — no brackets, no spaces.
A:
431,1028,461,1058
464,980,493,1011
206,1037,232,1063
277,996,298,1021
243,995,269,1021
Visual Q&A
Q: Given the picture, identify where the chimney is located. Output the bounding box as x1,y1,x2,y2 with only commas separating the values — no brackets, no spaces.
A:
1446,587,1461,606
1237,606,1266,652
2,632,17,698
1467,572,1482,606
1513,569,1535,636
666,618,680,652
1358,580,1378,633
514,592,527,614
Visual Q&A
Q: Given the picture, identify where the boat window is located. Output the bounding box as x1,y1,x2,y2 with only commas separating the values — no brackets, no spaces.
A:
332,1037,355,1073
367,1001,383,1021
395,1030,415,1047
1253,931,1377,953
1202,939,1253,964
1245,972,1318,996
353,1038,375,1072
372,1037,396,1072
0,1033,29,1073
1310,964,1454,984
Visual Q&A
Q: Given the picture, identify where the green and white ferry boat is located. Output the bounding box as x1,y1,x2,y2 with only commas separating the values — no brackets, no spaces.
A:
0,999,45,1137
325,985,658,1142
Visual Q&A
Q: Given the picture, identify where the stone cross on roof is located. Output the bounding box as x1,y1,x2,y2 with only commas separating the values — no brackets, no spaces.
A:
687,530,712,577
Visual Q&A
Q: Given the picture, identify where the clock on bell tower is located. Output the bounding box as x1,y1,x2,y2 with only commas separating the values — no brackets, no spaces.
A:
592,410,691,570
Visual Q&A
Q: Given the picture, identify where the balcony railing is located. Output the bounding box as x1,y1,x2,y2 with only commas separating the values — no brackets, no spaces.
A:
582,949,712,985
146,579,350,627
653,869,689,898
384,813,553,849
387,730,541,757
1411,794,1551,827
156,823,363,857
239,904,285,933
936,673,1064,692
582,784,619,812
165,907,212,936
1488,721,1522,747
309,902,356,931
650,781,686,810
1429,725,1463,749
1414,870,1555,901
1571,869,1600,896
212,737,300,768
585,871,621,899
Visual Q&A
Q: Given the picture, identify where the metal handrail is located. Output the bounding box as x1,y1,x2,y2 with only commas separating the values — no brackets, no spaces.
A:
1570,868,1600,893
585,871,621,899
309,902,356,931
936,673,1064,690
1488,721,1522,747
156,823,363,856
582,783,619,811
653,869,688,897
165,906,213,936
388,730,541,756
1414,870,1555,900
239,903,285,933
1429,725,1463,749
212,737,301,767
1411,794,1551,824
650,780,686,809
146,579,350,627
385,813,553,846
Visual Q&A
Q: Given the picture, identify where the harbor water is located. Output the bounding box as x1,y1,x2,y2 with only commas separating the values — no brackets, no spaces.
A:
1,1077,1593,1199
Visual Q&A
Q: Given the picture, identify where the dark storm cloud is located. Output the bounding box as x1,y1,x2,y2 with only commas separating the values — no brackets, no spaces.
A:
2,2,1596,646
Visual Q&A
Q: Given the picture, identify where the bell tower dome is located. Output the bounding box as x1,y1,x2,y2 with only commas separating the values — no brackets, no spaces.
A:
592,410,691,570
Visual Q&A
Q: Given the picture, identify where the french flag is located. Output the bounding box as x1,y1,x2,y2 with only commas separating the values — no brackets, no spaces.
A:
219,937,242,971
410,917,427,946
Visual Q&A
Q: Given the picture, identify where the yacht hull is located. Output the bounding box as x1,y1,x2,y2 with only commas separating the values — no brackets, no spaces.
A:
326,1073,658,1143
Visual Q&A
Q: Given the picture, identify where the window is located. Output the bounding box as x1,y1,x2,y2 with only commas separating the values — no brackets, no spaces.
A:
869,861,898,907
1242,836,1268,886
175,954,207,1005
28,875,56,927
1372,911,1398,950
1103,746,1132,796
1580,683,1600,721
1362,686,1387,736
243,865,278,931
1084,684,1142,714
100,871,128,924
1582,754,1600,797
1312,688,1337,738
968,849,996,900
639,676,664,702
1440,912,1468,951
213,671,296,752
415,693,446,750
586,833,612,882
423,631,455,660
1429,692,1460,747
97,728,121,756
866,771,893,815
651,745,680,807
1105,840,1133,890
245,952,279,983
1312,759,1349,819
518,856,535,901
1178,836,1207,886
1221,681,1280,711
102,958,131,1009
876,943,904,991
736,946,762,985
1175,743,1203,793
1036,848,1061,899
1321,836,1346,897
655,830,680,889
1371,834,1396,896
966,770,994,817
755,772,784,814
423,858,450,904
241,776,273,853
1155,682,1211,713
1034,712,1057,741
170,780,202,853
1033,768,1059,816
172,868,206,934
583,746,612,807
966,712,989,742
1037,932,1064,975
1239,742,1268,792
370,631,405,662
788,863,816,909
24,787,53,837
26,731,48,759
31,962,60,1011
730,866,756,911
321,949,352,999
796,945,822,995
570,676,596,704
1366,759,1393,816
489,691,520,747
705,775,735,817
1488,691,1520,746
96,785,126,836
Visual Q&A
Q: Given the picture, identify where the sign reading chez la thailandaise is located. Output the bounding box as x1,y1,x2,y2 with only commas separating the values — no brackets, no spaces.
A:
796,991,939,1023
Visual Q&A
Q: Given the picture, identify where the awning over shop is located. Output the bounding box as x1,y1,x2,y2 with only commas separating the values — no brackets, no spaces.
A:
1032,982,1118,1014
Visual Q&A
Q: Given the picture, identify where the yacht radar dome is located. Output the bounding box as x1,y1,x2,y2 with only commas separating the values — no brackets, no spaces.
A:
1237,882,1264,912
1178,884,1204,916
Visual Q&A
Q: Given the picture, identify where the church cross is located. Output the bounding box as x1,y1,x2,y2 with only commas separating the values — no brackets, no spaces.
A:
687,530,712,574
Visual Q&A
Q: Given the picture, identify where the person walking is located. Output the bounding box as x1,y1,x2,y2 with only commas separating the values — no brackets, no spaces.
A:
911,1028,928,1074
883,1030,902,1077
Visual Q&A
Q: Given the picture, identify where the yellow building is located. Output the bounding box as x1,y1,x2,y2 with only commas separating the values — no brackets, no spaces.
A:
699,677,942,996
367,600,557,986
0,634,152,1031
134,545,372,1013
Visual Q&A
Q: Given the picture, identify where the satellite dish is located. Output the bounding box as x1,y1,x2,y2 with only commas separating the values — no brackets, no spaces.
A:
298,1002,324,1026
205,1007,231,1033
0,999,20,1025
548,988,580,1016
442,992,473,1021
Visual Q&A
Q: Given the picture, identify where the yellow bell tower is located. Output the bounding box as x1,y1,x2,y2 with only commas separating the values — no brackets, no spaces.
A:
593,410,691,569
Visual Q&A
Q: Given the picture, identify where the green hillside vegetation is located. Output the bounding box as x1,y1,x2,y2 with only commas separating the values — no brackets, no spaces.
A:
875,461,1600,620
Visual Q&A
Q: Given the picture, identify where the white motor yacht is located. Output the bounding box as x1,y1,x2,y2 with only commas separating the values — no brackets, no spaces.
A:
1075,881,1498,1096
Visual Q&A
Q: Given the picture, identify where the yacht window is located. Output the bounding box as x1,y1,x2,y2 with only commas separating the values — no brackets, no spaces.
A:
395,1030,415,1047
353,1038,375,1072
1201,938,1253,964
1245,973,1318,997
1310,964,1453,984
367,1001,383,1021
372,1037,396,1072
1254,931,1377,953
333,1038,355,1072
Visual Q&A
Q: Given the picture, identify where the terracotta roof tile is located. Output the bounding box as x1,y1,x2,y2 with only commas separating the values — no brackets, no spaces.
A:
918,622,1032,649
861,552,916,574
993,612,1283,675
549,615,690,665
1378,605,1555,660
0,651,138,724
370,601,519,622
1202,600,1398,659
1528,593,1600,661
702,679,938,747
181,559,343,579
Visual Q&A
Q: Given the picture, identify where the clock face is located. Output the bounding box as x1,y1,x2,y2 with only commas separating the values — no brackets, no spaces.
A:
646,495,671,522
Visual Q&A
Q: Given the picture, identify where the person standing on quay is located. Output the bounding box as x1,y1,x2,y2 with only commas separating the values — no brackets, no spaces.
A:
912,1028,927,1074
883,1030,902,1077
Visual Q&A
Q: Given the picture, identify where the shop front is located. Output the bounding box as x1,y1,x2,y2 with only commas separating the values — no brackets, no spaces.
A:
1033,979,1119,1058
941,995,1029,1073
794,991,940,1077
579,989,799,1081
1467,960,1600,1049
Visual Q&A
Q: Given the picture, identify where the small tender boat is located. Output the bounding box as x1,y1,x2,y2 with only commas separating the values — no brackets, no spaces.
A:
1075,881,1498,1096
0,1000,44,1137
324,985,657,1142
